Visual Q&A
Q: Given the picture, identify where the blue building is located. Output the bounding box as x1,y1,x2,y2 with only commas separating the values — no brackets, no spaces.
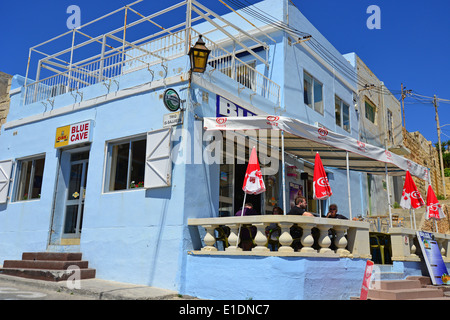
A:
0,0,438,299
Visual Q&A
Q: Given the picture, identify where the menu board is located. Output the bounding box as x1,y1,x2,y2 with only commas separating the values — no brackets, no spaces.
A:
416,231,449,285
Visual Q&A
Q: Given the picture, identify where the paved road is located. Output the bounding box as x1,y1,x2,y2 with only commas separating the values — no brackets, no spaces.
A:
0,278,94,300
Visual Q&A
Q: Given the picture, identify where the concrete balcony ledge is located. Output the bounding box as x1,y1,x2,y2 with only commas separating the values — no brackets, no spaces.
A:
188,216,371,259
388,227,450,263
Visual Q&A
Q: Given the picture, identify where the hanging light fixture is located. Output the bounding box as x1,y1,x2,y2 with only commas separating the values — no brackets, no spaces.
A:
188,35,211,73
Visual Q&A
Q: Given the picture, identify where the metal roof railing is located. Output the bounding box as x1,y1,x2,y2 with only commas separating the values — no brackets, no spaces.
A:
22,0,280,106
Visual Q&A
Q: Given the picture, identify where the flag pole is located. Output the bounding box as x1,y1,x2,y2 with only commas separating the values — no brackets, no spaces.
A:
346,151,352,220
409,208,412,229
236,192,247,248
281,131,287,215
385,163,393,228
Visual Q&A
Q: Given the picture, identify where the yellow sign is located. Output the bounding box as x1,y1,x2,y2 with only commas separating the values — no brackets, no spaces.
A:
54,120,92,149
54,125,70,148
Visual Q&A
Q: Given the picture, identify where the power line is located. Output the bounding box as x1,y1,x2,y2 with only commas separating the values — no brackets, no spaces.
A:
222,0,428,100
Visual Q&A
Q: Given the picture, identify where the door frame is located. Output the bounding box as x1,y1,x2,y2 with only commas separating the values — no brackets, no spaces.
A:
62,155,88,239
48,145,90,247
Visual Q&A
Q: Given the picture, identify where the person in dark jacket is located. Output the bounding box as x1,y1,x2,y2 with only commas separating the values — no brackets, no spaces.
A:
235,203,259,216
287,196,315,216
326,204,348,219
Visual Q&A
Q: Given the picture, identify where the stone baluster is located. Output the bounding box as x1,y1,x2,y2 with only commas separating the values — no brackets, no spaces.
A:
201,225,218,251
225,224,242,252
317,224,333,254
437,238,446,258
278,222,294,253
252,223,270,252
333,226,350,257
443,238,450,262
409,235,418,258
299,223,316,253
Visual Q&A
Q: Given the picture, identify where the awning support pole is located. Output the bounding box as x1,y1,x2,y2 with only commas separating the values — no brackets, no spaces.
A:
346,152,352,220
409,209,413,229
385,163,393,228
282,131,287,215
236,192,247,248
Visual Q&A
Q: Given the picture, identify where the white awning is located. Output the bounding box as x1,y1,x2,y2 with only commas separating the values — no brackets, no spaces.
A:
203,116,429,180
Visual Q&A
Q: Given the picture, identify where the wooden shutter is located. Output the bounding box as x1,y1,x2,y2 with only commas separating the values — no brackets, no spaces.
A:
145,128,172,189
0,160,13,204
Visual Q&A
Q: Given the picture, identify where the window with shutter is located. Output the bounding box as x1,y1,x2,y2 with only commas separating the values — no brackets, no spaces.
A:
145,128,172,189
0,160,13,204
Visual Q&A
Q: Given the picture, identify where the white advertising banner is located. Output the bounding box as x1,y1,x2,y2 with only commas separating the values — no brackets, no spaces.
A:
203,116,429,180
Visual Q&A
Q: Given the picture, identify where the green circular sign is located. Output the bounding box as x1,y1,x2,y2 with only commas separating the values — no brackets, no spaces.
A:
163,88,181,112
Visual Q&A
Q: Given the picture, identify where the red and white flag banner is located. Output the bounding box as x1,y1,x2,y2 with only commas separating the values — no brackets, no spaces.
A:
242,147,266,195
313,152,332,200
426,185,445,220
400,170,425,209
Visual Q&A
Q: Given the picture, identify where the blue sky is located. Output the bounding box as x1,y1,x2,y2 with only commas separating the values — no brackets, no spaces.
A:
1,0,449,144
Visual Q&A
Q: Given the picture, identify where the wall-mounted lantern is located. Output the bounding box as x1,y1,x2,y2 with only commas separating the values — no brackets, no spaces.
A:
188,35,211,73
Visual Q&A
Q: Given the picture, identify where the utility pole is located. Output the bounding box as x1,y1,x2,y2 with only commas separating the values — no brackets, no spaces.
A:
400,83,411,128
401,83,405,128
433,95,447,198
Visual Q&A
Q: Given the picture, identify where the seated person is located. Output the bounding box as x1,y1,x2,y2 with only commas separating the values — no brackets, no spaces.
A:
326,204,348,219
288,196,319,250
266,207,282,251
235,203,258,250
235,203,259,216
326,204,348,251
287,196,316,217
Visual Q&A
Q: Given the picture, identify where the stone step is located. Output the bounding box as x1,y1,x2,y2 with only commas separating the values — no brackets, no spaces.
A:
0,267,96,282
22,252,82,261
368,288,445,300
406,276,432,287
378,280,421,291
0,252,95,282
3,260,89,270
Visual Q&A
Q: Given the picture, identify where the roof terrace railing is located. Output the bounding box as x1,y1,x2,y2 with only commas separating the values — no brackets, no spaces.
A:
22,0,280,107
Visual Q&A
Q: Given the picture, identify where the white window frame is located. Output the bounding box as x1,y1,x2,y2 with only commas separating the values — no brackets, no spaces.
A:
335,95,351,132
104,134,147,193
303,71,324,115
13,154,46,202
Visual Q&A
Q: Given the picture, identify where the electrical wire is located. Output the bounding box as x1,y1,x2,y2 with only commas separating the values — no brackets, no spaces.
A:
221,0,402,96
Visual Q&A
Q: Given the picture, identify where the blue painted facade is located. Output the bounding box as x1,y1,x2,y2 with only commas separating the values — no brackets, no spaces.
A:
0,0,417,299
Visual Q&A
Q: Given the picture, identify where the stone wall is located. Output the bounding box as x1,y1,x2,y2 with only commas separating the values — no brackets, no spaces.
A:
402,127,443,196
446,177,450,199
0,72,12,130
420,203,449,234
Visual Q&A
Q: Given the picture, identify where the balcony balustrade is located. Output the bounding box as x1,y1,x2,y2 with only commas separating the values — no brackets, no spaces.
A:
188,215,371,258
189,216,450,265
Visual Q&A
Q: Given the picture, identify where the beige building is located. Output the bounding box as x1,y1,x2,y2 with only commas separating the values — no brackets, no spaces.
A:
402,128,444,198
345,54,444,210
355,56,403,150
0,72,12,130
344,53,407,214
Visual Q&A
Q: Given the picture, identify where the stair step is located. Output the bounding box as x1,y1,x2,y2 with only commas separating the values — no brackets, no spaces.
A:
0,267,96,282
3,260,89,270
379,280,421,290
0,252,95,282
22,252,82,261
406,276,432,287
369,288,445,300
